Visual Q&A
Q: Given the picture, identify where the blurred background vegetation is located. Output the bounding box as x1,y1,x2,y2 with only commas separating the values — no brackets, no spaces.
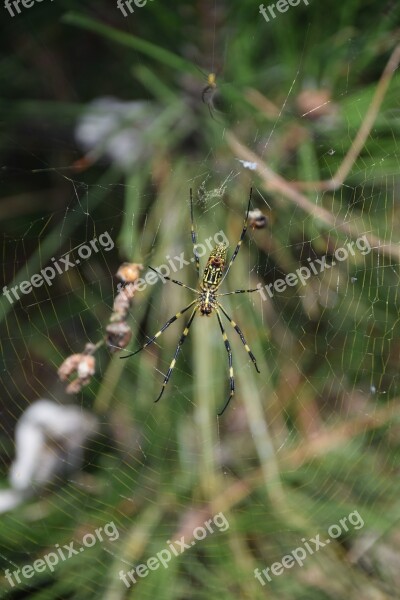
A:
1,0,400,598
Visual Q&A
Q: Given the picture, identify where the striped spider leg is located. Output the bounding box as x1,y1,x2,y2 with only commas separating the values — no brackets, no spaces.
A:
121,188,260,415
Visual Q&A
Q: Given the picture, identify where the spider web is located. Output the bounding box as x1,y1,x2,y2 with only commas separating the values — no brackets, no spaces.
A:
1,2,400,599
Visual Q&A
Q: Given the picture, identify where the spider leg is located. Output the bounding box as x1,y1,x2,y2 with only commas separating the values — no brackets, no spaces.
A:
216,309,235,416
155,306,198,403
201,84,212,104
207,103,216,120
218,303,260,374
220,188,252,285
149,266,198,294
190,189,200,277
120,300,197,359
218,288,260,297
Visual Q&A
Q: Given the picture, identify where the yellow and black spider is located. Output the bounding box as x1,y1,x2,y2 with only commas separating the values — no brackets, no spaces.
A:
202,72,217,102
121,189,260,415
201,72,219,120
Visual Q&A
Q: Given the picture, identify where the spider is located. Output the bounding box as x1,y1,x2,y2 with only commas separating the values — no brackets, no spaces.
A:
201,72,219,120
121,189,260,415
202,72,217,103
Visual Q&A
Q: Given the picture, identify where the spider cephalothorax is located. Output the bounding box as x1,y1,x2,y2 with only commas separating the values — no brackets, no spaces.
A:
122,189,260,415
199,286,217,316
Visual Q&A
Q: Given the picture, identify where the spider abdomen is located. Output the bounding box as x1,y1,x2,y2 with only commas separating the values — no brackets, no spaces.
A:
201,243,227,288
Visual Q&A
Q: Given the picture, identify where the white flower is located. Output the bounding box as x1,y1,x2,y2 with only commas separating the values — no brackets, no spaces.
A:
0,400,97,513
75,97,159,170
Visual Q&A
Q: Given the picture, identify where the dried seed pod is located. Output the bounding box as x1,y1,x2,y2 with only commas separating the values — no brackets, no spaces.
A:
76,355,95,382
58,355,82,382
111,292,130,321
58,352,96,393
115,282,137,303
106,321,132,352
116,263,143,284
66,378,85,394
111,283,138,322
83,343,96,355
248,208,268,230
